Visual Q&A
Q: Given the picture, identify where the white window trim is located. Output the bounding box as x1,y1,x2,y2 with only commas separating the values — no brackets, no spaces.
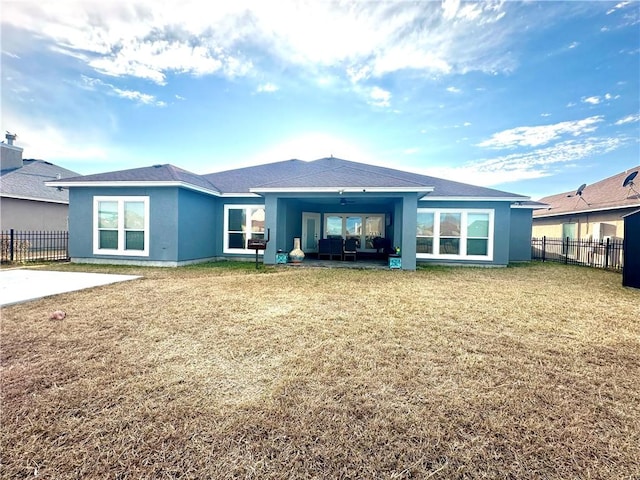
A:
93,196,150,256
417,208,494,261
323,213,385,251
223,204,266,254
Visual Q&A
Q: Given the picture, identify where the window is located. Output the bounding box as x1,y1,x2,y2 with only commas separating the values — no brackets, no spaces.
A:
345,216,362,247
224,205,265,253
416,209,493,260
439,212,461,254
326,215,343,238
365,216,384,249
416,212,434,254
93,196,149,256
323,214,385,249
467,213,490,255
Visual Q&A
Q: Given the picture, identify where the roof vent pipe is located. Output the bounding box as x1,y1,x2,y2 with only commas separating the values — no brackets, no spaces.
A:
5,132,17,145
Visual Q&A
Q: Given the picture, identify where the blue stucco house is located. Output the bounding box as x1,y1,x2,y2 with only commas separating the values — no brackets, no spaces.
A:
47,157,536,269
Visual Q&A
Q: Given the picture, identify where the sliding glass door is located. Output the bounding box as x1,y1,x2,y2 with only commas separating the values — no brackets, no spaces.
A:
323,214,385,250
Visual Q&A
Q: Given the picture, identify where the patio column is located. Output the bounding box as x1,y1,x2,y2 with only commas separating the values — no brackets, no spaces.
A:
400,193,418,270
263,194,279,265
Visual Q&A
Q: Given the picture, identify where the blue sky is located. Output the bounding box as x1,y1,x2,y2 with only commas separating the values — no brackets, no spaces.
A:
2,0,638,200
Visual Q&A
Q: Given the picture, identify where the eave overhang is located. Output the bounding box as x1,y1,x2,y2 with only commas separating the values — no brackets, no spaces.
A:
420,195,531,202
44,180,222,197
249,186,435,195
1,193,69,205
533,203,640,218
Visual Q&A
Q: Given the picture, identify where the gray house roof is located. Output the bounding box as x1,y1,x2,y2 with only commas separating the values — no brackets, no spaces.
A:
533,165,640,218
1,159,80,203
53,164,221,194
49,157,529,200
210,157,528,199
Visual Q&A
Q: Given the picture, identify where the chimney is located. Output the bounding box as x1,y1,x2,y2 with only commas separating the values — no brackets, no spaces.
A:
1,132,24,170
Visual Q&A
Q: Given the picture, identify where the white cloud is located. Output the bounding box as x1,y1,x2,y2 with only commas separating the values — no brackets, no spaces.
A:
422,136,625,188
112,88,166,107
442,0,461,21
607,2,630,15
3,118,109,165
256,82,278,93
80,76,165,106
446,86,462,93
615,113,640,125
477,116,603,149
581,93,618,105
368,86,391,108
1,0,520,87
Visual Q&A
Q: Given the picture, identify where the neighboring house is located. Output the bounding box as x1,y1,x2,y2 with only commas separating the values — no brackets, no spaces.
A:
48,157,537,270
532,166,640,241
1,134,80,231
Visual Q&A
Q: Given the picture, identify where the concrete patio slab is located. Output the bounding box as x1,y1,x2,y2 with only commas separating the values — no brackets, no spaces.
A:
0,269,141,307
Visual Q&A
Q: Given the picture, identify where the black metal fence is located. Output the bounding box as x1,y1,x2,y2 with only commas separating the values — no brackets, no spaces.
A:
531,236,624,271
1,230,69,263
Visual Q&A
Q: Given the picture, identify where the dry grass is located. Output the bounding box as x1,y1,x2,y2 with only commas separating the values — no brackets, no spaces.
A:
1,262,639,479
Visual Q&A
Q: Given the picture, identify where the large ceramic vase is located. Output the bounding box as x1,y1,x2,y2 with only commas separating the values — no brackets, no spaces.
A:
289,237,305,263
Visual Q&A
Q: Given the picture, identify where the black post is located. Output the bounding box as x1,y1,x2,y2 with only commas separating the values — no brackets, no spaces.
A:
564,237,569,264
605,237,610,269
9,229,14,262
542,236,546,262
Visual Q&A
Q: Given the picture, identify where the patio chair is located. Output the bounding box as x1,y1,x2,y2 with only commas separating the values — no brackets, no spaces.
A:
343,237,358,261
318,238,332,260
329,237,344,260
373,236,392,259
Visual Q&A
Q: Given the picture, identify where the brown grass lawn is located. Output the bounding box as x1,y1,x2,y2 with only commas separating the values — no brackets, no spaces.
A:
1,262,639,479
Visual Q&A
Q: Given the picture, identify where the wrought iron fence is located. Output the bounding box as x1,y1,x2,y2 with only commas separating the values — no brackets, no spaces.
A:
1,230,69,263
531,236,624,271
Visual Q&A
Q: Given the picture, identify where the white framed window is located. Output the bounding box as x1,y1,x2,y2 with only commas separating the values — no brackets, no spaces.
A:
416,208,494,260
93,196,150,256
323,213,385,249
223,204,266,253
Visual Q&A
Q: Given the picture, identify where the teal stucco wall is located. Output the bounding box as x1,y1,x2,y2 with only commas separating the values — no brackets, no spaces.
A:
68,186,218,265
415,200,513,266
509,208,533,262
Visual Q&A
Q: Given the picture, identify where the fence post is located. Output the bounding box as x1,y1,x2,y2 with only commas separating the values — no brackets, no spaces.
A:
9,229,14,262
564,237,569,264
542,236,546,262
605,237,610,269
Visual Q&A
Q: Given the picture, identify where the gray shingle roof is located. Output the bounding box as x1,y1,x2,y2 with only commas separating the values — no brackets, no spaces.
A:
201,159,318,192
207,157,527,198
1,159,80,203
50,157,528,200
533,165,640,217
51,164,220,193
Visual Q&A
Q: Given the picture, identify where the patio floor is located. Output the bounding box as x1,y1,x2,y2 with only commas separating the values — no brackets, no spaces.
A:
276,258,390,269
